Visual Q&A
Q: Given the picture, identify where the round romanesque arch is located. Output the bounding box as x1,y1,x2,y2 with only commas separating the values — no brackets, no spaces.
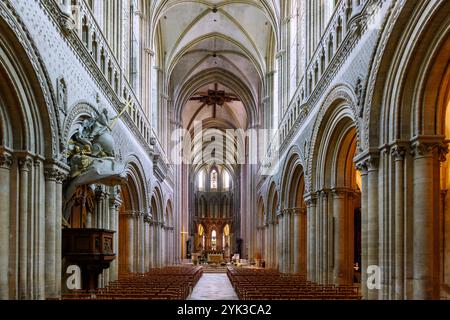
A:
0,7,67,300
307,91,361,288
361,0,450,300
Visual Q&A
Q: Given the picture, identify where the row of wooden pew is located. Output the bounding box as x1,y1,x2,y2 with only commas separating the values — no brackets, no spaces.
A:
62,266,203,300
227,267,361,300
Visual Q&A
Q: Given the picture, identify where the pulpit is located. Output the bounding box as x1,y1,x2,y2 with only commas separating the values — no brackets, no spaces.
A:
62,228,116,290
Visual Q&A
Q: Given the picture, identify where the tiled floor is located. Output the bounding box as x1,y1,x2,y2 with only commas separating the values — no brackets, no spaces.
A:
188,274,239,300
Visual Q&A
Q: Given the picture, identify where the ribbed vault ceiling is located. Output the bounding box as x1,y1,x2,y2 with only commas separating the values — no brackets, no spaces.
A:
153,0,278,130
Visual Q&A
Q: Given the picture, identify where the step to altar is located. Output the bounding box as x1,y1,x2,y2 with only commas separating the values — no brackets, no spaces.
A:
200,265,229,273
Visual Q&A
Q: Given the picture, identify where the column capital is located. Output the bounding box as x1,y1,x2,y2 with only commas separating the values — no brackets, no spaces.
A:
438,141,449,162
354,149,380,171
289,207,307,215
331,187,349,198
121,210,135,218
410,141,433,158
17,153,33,172
44,160,70,182
0,148,13,169
317,188,331,196
109,186,122,208
410,138,442,159
355,161,368,174
95,185,108,200
304,192,317,206
391,144,407,161
143,214,152,224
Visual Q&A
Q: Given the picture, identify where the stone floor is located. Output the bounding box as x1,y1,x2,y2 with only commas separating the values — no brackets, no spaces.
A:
188,274,239,300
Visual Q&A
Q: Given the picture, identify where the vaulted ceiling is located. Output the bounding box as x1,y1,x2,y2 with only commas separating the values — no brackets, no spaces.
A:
152,0,278,130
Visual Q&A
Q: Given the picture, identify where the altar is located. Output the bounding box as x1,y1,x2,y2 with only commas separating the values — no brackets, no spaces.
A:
207,252,224,264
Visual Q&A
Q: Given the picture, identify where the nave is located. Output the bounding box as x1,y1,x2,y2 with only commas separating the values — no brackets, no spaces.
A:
1,0,449,301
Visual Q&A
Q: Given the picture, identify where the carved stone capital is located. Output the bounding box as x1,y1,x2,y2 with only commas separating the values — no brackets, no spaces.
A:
391,145,407,161
410,141,437,158
18,156,33,172
354,150,379,172
143,214,152,224
438,142,449,162
0,149,13,169
109,195,123,210
44,160,69,182
331,188,348,198
121,210,135,218
304,193,317,207
355,161,368,174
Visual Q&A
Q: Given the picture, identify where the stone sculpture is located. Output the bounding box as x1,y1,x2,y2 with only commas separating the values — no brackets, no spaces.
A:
64,106,127,219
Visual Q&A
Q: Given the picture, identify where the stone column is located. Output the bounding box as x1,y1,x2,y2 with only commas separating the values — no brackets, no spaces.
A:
140,213,146,272
356,161,368,299
316,191,323,284
95,186,106,229
44,163,67,299
277,213,283,271
333,188,348,285
411,140,438,299
367,156,380,300
109,188,122,282
149,221,154,268
55,169,66,296
155,221,161,267
267,222,272,268
124,211,135,273
0,150,13,299
293,209,300,274
44,167,57,298
392,146,406,299
300,208,308,277
321,190,330,284
287,210,292,273
18,156,32,299
33,157,45,300
305,194,317,282
144,215,151,272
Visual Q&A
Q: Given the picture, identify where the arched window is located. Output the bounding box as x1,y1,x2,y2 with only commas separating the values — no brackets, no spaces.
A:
129,0,139,91
151,50,158,130
197,170,205,190
289,0,299,100
223,170,230,190
210,170,218,190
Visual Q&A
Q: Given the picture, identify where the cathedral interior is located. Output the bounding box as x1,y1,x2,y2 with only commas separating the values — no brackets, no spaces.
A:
0,0,449,301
